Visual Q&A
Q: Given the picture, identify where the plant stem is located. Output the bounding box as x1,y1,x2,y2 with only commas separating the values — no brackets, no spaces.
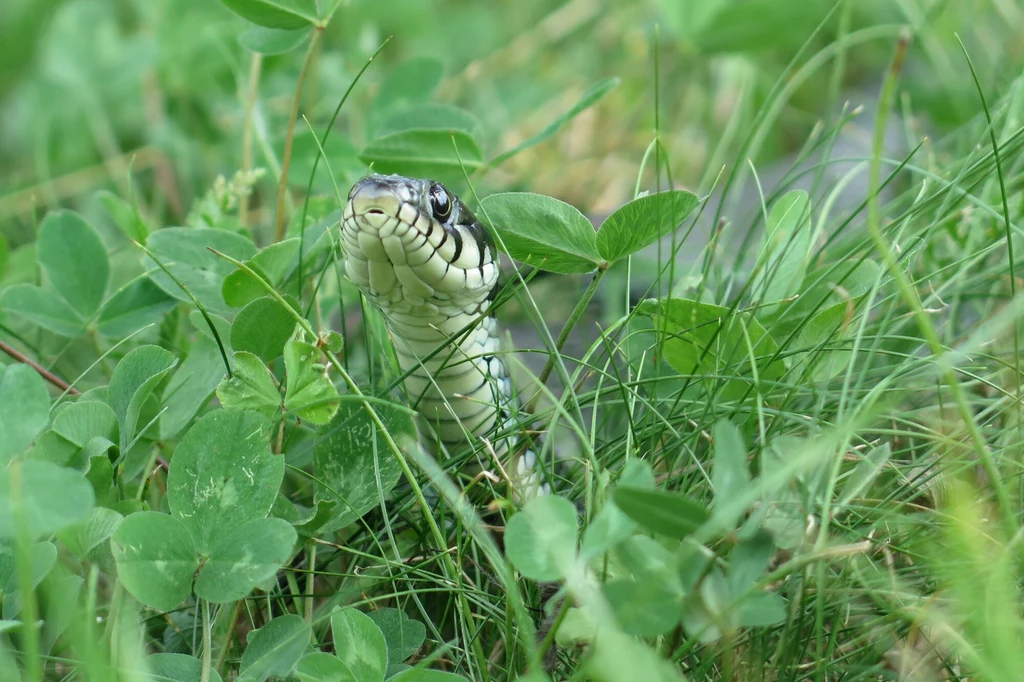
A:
865,32,1018,536
239,52,263,228
304,541,317,626
0,339,80,395
274,26,324,243
201,599,212,682
208,249,502,679
530,266,607,410
215,600,243,676
10,462,42,682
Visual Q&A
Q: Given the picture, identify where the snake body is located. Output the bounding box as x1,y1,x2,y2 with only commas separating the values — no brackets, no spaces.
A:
341,174,544,497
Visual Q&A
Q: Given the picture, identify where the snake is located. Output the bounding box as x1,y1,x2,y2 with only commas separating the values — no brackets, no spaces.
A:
341,173,547,500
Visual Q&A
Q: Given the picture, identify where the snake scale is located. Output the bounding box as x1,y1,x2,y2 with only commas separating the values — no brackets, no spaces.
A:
341,174,548,500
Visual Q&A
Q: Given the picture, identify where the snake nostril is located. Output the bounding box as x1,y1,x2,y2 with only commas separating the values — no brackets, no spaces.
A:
367,209,386,216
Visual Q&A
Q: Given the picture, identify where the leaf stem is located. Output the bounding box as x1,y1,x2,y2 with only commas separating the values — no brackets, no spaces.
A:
274,26,324,243
214,599,243,675
201,599,212,682
0,338,80,395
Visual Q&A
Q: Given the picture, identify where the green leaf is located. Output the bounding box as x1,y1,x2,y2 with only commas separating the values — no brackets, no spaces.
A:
110,511,197,612
604,577,681,637
371,58,444,120
580,459,654,560
490,77,620,166
238,614,311,682
581,626,688,682
218,0,317,29
314,401,415,533
32,432,79,468
711,419,749,529
613,486,708,539
238,26,309,54
596,190,700,263
144,227,256,315
194,517,296,602
0,540,56,619
654,0,725,44
37,210,109,319
791,302,853,381
85,454,117,508
359,129,483,188
634,297,784,391
615,535,681,587
108,345,178,450
554,608,596,650
190,311,233,351
378,104,479,137
479,193,601,274
222,239,301,308
230,295,297,363
0,284,85,336
96,189,149,242
604,536,684,636
580,502,636,562
365,608,426,664
215,352,281,419
690,0,832,53
147,653,224,682
736,592,787,627
167,409,281,555
283,340,339,425
729,531,774,592
39,570,82,653
786,258,882,323
751,190,812,305
52,400,117,450
331,608,388,682
160,336,228,440
390,671,467,682
0,233,9,281
97,276,176,337
504,495,578,581
295,653,356,682
287,129,365,192
621,458,657,488
836,443,891,511
681,567,728,642
0,364,51,465
56,506,122,559
0,461,94,539
1,242,35,287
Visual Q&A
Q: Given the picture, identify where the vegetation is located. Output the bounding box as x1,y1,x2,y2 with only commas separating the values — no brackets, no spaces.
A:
2,0,1024,680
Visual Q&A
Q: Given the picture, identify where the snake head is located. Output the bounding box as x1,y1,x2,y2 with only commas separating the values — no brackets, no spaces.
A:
341,174,499,315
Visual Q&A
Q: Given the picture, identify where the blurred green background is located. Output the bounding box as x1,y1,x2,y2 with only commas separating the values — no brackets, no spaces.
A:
0,0,1021,252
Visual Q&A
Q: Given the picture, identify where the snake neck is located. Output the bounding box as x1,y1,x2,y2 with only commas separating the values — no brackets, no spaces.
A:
386,311,513,456
341,174,547,498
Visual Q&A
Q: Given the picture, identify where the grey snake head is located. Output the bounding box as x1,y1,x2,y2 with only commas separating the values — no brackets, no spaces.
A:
341,174,500,320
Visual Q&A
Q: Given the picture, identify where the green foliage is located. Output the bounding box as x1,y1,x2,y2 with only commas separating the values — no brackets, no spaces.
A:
1,0,1023,679
0,365,50,465
482,188,700,273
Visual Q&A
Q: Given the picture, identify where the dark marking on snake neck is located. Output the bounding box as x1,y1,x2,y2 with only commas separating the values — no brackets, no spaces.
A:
451,228,464,263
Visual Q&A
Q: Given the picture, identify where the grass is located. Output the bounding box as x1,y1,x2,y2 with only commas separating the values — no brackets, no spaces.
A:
2,0,1024,680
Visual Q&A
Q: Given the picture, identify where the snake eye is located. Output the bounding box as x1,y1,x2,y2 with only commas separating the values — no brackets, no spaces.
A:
429,184,452,221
